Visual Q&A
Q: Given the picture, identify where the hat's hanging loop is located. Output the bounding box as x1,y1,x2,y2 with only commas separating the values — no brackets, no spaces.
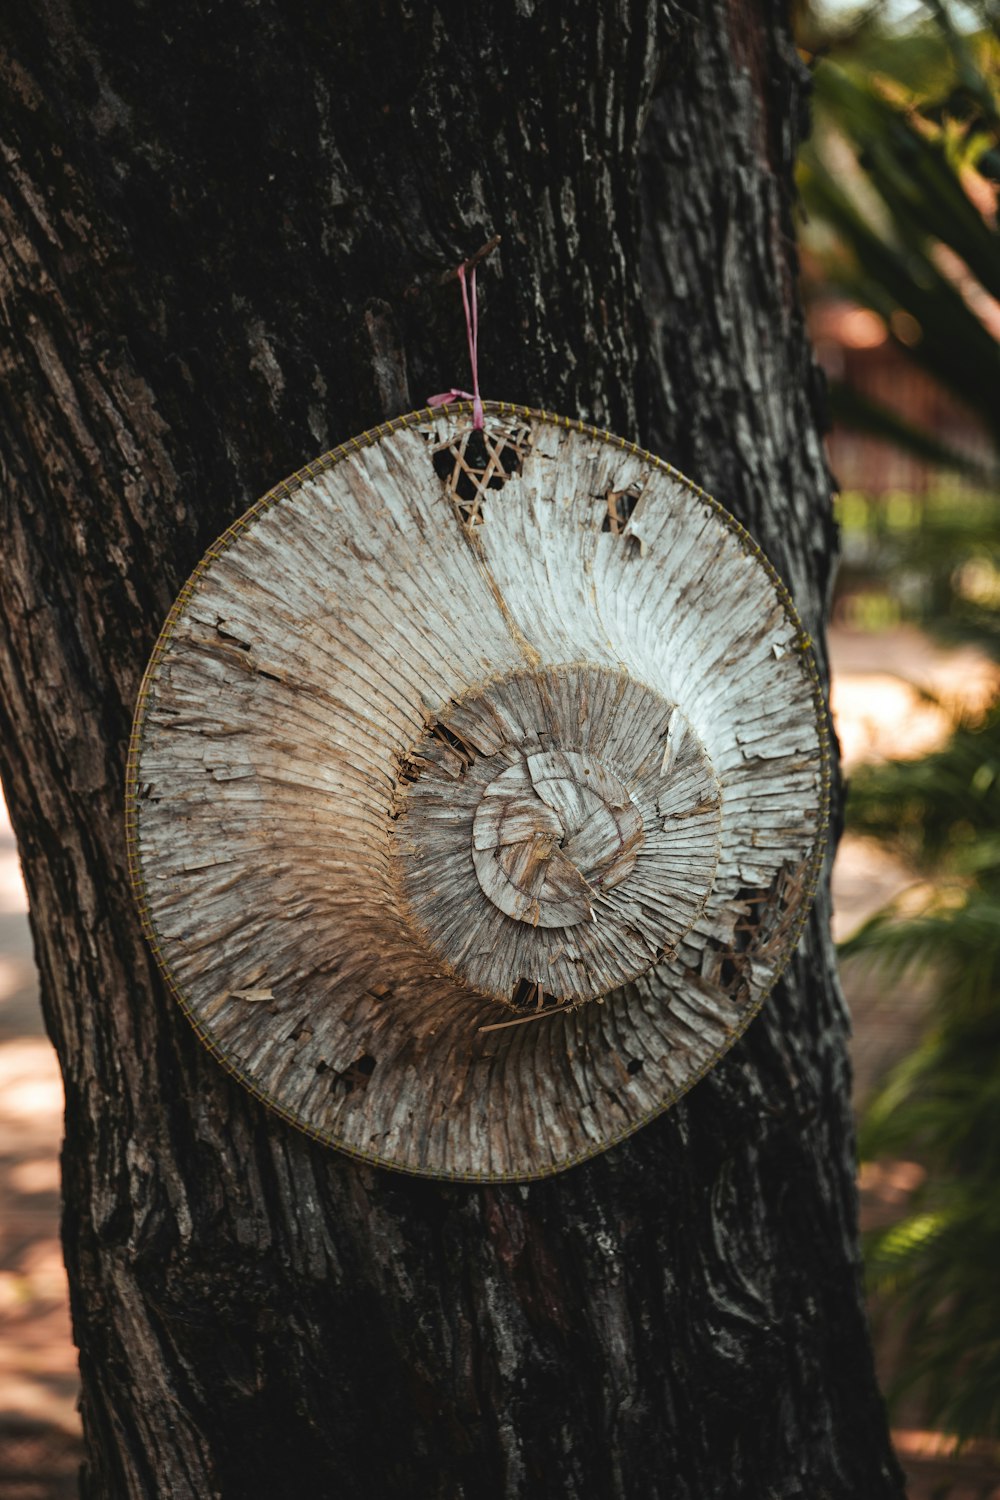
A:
460,264,483,430
429,244,494,429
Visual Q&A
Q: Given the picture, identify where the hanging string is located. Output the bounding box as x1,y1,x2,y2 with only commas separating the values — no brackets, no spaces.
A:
428,262,486,430
461,264,483,430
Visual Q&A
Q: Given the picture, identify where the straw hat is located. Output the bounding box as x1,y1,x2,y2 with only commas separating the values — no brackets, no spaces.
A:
127,403,829,1180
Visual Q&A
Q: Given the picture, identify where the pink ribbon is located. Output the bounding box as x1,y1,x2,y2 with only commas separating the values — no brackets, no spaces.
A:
427,264,484,429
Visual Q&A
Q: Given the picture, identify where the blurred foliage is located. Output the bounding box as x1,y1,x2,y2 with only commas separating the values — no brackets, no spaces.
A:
845,728,1000,1440
838,485,1000,650
799,0,1000,1444
798,0,1000,478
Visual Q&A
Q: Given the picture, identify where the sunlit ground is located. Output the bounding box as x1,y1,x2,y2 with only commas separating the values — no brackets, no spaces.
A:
1,623,998,1496
0,790,80,1500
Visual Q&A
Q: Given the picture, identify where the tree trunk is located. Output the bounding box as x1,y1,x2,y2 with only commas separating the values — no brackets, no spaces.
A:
0,1,904,1495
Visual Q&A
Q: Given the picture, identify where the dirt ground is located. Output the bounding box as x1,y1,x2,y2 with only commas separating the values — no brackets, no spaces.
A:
1,623,998,1497
0,838,78,1496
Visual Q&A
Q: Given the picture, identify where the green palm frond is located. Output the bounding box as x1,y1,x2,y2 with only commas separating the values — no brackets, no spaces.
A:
861,1021,1000,1164
847,710,1000,867
865,1194,1000,1441
868,1210,947,1282
813,61,1000,297
845,705,1000,1437
802,148,1000,433
799,15,1000,468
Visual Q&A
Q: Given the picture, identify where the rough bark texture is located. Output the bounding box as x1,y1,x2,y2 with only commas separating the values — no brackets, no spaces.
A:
0,1,904,1496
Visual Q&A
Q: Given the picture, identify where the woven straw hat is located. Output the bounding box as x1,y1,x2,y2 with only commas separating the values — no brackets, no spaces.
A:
127,403,829,1180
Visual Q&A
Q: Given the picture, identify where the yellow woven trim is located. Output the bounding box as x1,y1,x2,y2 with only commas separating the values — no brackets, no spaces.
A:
125,400,833,1182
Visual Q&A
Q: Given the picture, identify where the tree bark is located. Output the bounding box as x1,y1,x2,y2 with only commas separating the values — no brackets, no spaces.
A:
0,1,903,1496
